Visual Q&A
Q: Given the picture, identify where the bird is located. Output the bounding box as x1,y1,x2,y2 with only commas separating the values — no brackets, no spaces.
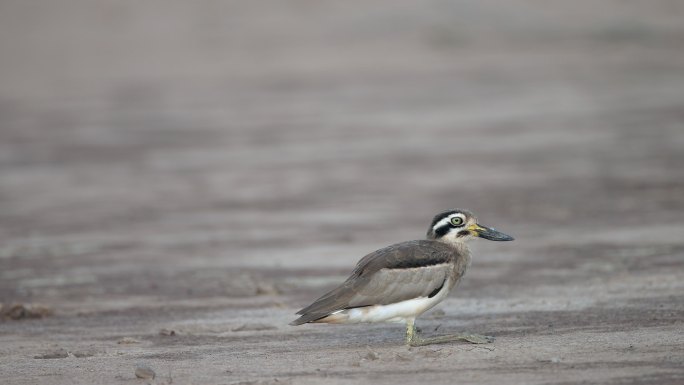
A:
290,209,514,346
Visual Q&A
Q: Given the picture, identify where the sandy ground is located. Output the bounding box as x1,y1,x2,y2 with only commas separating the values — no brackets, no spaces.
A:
1,1,684,384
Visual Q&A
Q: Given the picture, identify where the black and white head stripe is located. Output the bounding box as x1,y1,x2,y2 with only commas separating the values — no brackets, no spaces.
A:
427,209,474,239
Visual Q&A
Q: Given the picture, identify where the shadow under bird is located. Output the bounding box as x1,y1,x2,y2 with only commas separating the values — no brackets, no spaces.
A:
290,209,514,346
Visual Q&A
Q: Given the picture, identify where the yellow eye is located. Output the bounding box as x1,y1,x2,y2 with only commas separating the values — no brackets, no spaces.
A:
450,217,464,226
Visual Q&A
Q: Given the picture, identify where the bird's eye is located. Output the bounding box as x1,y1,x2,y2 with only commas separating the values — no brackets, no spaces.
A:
450,217,464,226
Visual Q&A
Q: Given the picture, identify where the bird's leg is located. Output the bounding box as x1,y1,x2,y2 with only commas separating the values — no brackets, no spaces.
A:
405,319,494,347
405,318,417,346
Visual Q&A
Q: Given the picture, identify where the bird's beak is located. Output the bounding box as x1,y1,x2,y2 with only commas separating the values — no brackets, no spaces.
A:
468,223,514,241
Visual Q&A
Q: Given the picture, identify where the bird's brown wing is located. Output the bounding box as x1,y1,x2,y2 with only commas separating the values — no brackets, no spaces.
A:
290,240,454,325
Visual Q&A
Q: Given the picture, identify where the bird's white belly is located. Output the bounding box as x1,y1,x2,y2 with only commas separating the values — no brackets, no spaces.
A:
331,279,451,324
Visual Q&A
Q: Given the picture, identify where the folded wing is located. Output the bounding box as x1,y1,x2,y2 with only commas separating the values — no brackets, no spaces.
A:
290,240,454,325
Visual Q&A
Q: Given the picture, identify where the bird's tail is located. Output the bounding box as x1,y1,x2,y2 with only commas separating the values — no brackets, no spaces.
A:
289,312,327,326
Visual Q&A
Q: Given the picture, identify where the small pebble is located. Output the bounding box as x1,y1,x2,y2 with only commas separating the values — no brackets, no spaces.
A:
135,364,155,380
4,303,53,320
34,348,68,359
118,337,140,344
72,350,95,358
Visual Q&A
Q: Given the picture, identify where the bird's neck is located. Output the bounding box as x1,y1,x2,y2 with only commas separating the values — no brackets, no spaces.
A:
435,237,471,255
435,238,472,276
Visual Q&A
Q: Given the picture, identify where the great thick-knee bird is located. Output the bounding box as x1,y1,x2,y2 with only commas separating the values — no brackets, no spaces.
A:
290,209,514,346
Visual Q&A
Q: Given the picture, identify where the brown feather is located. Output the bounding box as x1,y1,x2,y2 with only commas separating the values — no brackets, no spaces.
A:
290,240,461,325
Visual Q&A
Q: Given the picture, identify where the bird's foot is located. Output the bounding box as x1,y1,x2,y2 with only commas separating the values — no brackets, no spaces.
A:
407,332,494,347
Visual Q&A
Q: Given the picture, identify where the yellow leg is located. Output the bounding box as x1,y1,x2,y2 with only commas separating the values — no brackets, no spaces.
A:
405,319,494,347
405,318,416,345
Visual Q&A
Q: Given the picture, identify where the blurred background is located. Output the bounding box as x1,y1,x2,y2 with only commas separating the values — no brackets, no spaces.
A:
1,1,683,384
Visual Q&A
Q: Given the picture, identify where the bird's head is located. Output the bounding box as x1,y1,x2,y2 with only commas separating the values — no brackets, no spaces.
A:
427,209,514,245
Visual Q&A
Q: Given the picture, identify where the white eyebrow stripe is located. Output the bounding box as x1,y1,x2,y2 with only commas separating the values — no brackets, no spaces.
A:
433,213,466,230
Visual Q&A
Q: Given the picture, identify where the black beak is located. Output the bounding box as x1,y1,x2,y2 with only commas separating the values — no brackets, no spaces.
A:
470,224,514,241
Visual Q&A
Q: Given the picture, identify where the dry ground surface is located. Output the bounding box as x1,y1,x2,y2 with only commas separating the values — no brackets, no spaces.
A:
1,1,684,384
